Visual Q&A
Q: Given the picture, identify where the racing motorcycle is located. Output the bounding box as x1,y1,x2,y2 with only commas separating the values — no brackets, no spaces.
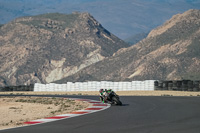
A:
102,90,122,105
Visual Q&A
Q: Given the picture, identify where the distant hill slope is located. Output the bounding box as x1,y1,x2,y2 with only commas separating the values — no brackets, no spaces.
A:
55,9,200,83
0,12,129,87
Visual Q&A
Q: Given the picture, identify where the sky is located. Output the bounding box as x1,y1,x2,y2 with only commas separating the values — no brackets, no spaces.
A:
0,0,200,39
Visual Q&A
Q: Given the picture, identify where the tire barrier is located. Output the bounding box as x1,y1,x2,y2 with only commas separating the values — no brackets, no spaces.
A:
154,80,200,92
0,84,34,92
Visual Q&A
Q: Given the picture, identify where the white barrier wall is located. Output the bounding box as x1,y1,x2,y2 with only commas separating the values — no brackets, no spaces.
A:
34,80,155,92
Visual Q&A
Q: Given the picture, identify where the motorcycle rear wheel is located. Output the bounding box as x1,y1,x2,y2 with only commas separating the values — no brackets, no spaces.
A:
112,96,122,105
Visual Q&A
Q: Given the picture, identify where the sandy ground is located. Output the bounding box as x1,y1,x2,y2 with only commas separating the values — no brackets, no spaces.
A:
0,96,89,130
1,90,200,130
1,90,200,96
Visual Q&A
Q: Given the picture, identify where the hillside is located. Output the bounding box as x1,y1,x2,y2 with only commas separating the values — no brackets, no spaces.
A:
55,9,200,83
0,12,128,87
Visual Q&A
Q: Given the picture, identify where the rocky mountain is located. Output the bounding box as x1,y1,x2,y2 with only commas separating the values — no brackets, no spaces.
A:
55,9,200,83
0,12,129,87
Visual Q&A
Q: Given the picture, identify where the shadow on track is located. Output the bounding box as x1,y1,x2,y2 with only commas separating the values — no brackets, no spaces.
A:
111,103,130,106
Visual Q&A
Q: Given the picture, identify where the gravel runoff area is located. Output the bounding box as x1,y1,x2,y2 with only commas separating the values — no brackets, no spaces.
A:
1,90,200,130
0,96,89,130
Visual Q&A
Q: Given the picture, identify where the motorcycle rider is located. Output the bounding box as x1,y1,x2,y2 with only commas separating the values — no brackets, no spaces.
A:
99,88,122,105
99,89,106,103
99,89,113,103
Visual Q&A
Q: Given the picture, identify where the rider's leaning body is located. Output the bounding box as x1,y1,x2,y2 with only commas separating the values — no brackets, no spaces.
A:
99,89,113,103
99,89,105,103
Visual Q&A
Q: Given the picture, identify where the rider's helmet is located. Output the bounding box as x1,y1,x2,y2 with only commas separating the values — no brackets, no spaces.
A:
99,89,104,93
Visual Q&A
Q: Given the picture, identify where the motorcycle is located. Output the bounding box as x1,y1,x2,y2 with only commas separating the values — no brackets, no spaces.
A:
101,90,122,105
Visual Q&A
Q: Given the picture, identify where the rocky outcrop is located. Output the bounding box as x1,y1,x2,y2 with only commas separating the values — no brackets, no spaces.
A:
55,9,200,83
0,12,129,87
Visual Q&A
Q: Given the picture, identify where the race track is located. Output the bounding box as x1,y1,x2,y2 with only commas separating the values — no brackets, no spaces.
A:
1,95,200,133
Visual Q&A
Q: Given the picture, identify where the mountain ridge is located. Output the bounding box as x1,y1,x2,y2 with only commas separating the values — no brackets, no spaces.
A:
1,0,200,39
1,9,200,87
0,12,128,87
55,9,200,83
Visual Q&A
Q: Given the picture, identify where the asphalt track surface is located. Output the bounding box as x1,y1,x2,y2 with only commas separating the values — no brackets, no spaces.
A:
1,95,200,133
